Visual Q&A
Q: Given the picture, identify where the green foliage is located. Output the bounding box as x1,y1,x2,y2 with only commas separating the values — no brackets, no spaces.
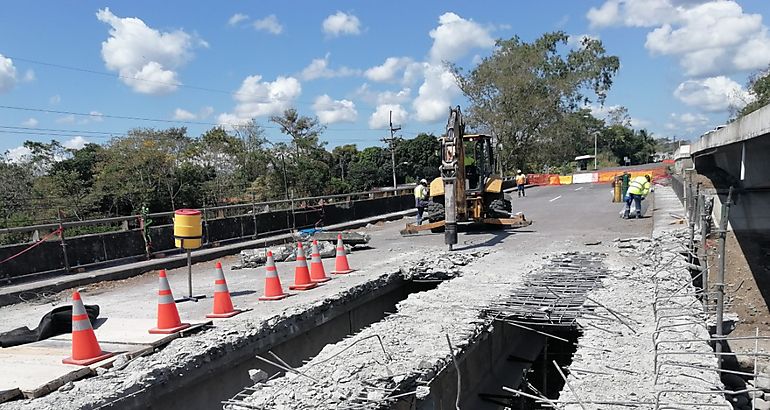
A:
736,68,770,118
603,126,656,165
452,31,620,173
0,110,456,230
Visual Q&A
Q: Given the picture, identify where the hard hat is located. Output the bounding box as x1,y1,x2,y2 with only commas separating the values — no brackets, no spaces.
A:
420,178,428,184
517,169,522,173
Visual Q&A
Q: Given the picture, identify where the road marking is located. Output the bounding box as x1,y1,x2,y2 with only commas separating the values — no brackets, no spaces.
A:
575,187,583,191
549,196,562,202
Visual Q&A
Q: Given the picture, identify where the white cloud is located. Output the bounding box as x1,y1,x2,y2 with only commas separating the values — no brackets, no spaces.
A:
5,146,30,163
56,114,76,124
173,108,197,120
364,57,414,83
674,76,751,112
174,106,214,120
300,54,359,81
428,12,494,63
322,12,361,37
63,136,88,150
313,95,357,124
629,117,651,129
55,111,103,125
96,7,200,95
49,95,61,105
376,88,412,105
665,112,710,132
412,63,460,122
88,111,104,122
22,118,38,127
0,54,18,93
228,13,249,26
199,106,214,118
22,69,35,82
253,15,283,35
218,75,302,126
369,104,408,129
588,1,770,77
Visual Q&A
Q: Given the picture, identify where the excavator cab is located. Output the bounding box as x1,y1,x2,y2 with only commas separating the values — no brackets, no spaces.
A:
463,135,495,194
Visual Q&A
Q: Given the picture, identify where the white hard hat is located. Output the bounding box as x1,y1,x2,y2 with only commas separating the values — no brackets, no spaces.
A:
517,169,522,173
420,178,428,184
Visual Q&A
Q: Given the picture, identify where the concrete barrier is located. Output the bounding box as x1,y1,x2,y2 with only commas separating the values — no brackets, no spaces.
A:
558,175,573,185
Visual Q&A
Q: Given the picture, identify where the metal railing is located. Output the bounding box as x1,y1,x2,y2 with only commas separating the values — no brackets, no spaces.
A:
0,186,414,236
0,186,414,284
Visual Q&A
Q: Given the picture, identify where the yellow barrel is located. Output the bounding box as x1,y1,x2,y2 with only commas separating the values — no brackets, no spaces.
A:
613,177,622,203
174,209,202,249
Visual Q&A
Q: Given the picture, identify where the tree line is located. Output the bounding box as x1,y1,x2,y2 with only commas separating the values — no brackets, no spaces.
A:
2,31,669,230
0,109,441,228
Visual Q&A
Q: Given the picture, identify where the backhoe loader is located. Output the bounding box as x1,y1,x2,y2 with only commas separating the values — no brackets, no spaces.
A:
401,106,531,248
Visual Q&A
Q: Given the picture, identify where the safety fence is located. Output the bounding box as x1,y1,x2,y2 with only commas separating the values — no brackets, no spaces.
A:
0,188,414,284
525,164,669,187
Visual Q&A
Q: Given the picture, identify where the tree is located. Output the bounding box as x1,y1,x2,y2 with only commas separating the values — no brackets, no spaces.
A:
94,127,198,214
604,125,656,165
269,109,331,198
606,106,632,127
0,161,35,228
347,146,391,191
452,31,620,173
270,108,327,156
34,143,103,220
736,68,770,118
331,144,359,181
394,133,440,182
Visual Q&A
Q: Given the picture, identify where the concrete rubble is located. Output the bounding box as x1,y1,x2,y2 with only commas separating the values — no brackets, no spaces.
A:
224,249,539,410
231,231,369,269
555,187,731,409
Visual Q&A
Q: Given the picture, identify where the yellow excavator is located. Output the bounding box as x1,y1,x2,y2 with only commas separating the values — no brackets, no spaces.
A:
401,106,530,249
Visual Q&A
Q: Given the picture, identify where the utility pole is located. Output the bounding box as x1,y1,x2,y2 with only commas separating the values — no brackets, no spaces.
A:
381,110,401,189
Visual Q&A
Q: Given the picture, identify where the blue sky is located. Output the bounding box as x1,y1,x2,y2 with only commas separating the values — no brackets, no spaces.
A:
1,0,769,159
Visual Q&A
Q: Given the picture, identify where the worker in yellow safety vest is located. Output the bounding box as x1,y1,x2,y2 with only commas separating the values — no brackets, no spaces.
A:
414,179,429,225
515,170,527,198
624,174,652,219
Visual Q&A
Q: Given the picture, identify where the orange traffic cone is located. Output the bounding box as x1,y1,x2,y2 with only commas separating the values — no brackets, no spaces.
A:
259,251,288,301
206,262,242,318
149,270,191,334
331,234,355,274
62,291,114,365
309,240,331,283
289,242,318,291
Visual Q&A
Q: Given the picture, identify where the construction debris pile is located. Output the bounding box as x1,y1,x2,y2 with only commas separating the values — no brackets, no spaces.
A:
553,228,730,409
224,249,505,410
400,250,489,281
231,232,369,270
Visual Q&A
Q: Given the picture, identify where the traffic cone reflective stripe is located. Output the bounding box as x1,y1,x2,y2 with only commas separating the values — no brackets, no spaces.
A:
149,270,191,334
259,251,288,301
62,291,114,366
207,262,242,318
309,240,331,283
331,234,355,274
290,242,318,290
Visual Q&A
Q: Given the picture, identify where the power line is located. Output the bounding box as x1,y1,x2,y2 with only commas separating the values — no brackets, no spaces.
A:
6,55,306,103
0,104,410,134
0,125,125,135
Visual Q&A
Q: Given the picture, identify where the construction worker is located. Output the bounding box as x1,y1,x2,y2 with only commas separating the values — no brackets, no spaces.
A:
624,174,652,219
414,179,429,225
515,170,526,197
